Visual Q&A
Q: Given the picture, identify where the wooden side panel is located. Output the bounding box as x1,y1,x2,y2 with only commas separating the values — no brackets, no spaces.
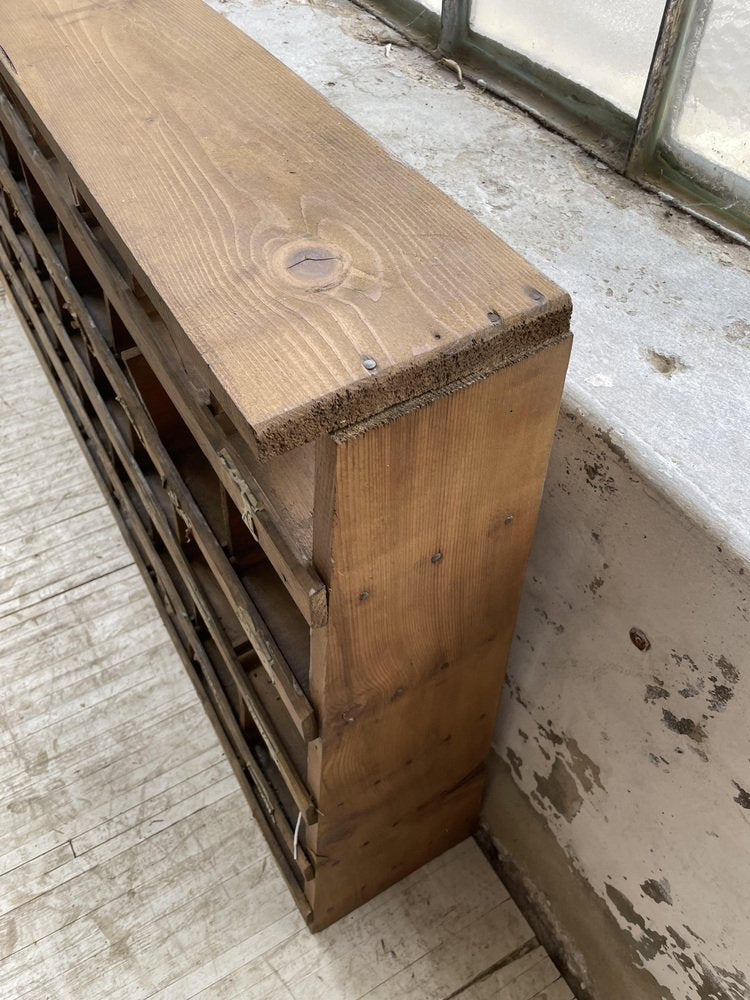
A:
306,339,571,927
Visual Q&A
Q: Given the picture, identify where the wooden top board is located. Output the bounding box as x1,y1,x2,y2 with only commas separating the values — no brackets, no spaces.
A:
0,0,571,457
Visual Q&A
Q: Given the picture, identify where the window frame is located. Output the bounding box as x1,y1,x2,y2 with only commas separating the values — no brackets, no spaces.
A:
358,0,749,244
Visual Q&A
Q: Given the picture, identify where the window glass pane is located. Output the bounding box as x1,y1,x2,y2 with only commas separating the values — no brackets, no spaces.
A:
469,0,665,116
421,0,441,11
673,0,749,181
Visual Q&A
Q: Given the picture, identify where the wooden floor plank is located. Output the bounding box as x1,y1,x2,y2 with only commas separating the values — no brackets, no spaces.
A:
149,915,302,1000
359,899,534,1000
0,563,143,641
0,518,131,620
0,755,231,915
1,633,174,745
266,840,511,1000
0,793,264,958
456,949,572,1000
0,699,211,859
191,959,296,1000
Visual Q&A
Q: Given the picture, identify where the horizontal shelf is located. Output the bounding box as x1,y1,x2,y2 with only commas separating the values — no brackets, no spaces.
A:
241,438,315,570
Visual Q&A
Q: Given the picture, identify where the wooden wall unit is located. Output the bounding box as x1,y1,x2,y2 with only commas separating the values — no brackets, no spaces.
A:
0,0,571,930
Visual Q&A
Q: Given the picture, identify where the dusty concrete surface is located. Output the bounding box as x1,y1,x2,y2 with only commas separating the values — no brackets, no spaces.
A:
206,3,750,998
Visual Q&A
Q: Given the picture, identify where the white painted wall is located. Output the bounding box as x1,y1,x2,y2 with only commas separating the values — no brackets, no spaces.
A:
496,409,750,999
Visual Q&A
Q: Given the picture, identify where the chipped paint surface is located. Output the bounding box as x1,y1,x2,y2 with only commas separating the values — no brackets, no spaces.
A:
496,411,749,1000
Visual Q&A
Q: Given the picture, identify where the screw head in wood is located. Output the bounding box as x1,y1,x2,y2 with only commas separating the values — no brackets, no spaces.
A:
431,550,443,563
504,515,514,525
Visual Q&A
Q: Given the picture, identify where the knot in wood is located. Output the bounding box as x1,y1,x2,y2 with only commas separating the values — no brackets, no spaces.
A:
277,241,348,291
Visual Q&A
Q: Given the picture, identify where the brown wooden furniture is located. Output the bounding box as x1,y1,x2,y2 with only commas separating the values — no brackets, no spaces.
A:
0,0,571,930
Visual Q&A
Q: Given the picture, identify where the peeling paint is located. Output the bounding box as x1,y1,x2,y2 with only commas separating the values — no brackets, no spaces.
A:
583,458,617,496
691,957,749,1000
605,884,669,960
661,709,707,743
534,607,565,634
534,758,583,822
642,877,673,905
605,883,749,998
717,655,739,684
565,736,605,793
603,875,750,1000
644,348,689,377
668,926,688,950
679,684,701,698
671,651,700,673
537,722,564,747
707,682,734,712
646,683,670,704
506,746,523,781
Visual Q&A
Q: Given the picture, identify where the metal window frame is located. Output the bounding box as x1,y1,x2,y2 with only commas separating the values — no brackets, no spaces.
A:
353,0,749,244
628,0,750,243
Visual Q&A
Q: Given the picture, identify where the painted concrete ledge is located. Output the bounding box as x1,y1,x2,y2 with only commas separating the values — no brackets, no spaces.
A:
485,408,749,1000
207,3,750,998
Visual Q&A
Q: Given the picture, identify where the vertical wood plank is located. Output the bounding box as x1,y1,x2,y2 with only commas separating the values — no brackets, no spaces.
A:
307,339,571,926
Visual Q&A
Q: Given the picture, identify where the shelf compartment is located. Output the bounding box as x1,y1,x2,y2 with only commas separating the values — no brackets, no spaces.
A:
0,84,325,629
0,245,317,908
0,146,318,742
0,212,317,823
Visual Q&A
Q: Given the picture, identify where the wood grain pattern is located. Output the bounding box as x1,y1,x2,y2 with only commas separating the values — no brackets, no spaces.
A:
0,0,570,455
307,339,571,927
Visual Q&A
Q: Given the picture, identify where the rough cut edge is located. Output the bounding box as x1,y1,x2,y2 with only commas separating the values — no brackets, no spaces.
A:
334,328,573,443
255,301,572,457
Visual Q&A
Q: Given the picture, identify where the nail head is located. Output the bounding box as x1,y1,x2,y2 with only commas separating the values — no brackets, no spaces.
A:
362,356,377,371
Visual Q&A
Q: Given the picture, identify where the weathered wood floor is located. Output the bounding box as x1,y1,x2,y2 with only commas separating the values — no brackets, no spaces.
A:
0,291,572,999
